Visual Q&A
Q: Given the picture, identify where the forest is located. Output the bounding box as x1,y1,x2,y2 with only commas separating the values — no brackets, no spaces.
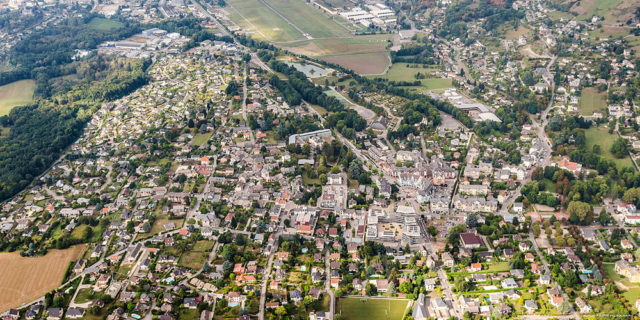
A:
0,57,149,202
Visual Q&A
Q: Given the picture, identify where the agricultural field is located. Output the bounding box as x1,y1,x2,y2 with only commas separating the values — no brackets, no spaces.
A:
337,297,410,320
584,126,635,169
87,17,124,31
322,51,390,75
578,87,606,116
282,35,391,57
0,245,85,312
0,79,35,116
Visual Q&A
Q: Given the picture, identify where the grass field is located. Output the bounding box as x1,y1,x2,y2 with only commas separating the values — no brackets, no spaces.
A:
579,87,606,116
585,126,635,169
179,240,214,270
136,217,183,240
227,0,304,42
337,298,409,320
192,132,212,146
262,0,349,38
0,80,35,116
0,245,85,312
372,63,452,92
87,17,124,31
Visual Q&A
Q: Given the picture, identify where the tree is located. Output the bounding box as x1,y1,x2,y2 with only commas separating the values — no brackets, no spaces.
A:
387,281,396,296
610,138,628,158
274,306,287,318
558,300,572,314
567,201,593,225
365,283,377,296
532,222,541,238
466,214,479,228
599,208,612,225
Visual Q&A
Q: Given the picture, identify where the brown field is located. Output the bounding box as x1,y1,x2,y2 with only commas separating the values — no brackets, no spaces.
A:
321,51,390,75
0,245,85,312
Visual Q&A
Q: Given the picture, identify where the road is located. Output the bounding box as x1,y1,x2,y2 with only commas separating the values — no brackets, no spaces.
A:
241,65,256,146
324,249,335,320
529,230,578,317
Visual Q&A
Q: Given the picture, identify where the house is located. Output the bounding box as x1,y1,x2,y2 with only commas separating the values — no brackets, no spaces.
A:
412,293,429,320
65,308,85,319
615,260,640,282
575,297,592,313
469,263,482,272
46,308,63,320
309,311,326,320
501,278,518,289
524,300,537,312
442,252,455,267
460,232,483,249
424,278,437,291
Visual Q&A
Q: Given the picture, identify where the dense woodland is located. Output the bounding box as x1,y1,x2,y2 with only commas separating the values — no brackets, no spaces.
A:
0,57,149,201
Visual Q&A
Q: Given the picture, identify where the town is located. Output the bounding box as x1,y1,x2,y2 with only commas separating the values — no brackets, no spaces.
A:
0,0,639,319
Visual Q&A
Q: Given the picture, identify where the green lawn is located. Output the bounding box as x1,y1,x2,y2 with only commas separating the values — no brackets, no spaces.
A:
337,298,409,320
193,240,215,252
579,87,606,116
323,89,350,106
0,79,35,116
87,17,124,31
584,126,635,169
192,132,212,146
486,261,510,273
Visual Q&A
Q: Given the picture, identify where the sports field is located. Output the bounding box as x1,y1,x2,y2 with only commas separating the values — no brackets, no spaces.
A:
578,87,606,116
87,17,124,31
337,297,410,320
0,245,85,312
0,79,35,116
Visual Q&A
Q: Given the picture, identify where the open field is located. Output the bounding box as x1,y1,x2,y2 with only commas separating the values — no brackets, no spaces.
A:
372,63,452,92
504,24,531,40
281,35,391,57
322,51,390,75
0,80,35,116
579,87,606,116
569,0,635,25
179,240,214,270
337,297,410,320
262,0,350,38
584,126,635,169
136,217,183,240
227,0,304,42
0,245,85,312
87,17,124,31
